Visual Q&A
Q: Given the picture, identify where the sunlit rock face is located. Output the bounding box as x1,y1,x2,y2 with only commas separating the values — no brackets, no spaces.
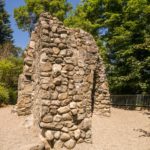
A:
17,12,110,149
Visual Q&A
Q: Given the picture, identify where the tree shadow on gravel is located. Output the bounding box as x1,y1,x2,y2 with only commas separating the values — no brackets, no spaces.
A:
143,112,150,119
133,129,150,137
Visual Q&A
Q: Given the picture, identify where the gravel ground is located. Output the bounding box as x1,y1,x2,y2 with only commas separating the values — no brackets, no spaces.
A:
0,106,150,150
0,106,41,150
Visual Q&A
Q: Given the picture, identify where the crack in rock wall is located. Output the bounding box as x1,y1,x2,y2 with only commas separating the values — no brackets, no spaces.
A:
17,13,110,149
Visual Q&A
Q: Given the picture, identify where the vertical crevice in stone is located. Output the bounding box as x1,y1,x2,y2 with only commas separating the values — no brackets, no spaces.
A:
91,71,96,114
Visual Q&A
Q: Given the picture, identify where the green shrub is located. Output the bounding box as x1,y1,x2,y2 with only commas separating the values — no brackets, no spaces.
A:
0,85,9,104
0,57,23,104
8,88,17,104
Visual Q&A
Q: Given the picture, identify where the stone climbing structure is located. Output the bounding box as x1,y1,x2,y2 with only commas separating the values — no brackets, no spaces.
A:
17,13,110,149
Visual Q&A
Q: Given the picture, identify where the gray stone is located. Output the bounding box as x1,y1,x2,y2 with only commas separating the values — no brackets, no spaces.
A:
52,64,62,73
55,58,63,64
54,38,61,44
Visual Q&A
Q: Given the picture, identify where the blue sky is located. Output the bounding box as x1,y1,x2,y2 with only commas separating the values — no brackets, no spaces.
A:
5,0,80,49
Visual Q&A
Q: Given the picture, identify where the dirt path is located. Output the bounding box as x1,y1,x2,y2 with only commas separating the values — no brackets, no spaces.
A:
0,106,150,150
75,108,150,150
0,106,41,150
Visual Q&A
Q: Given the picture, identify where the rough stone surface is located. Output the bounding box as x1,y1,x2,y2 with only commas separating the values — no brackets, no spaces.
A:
17,12,110,149
45,130,54,141
64,139,76,149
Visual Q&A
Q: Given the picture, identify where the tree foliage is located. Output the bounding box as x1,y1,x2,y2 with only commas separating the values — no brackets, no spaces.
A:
0,0,13,44
0,1,23,105
0,85,9,104
65,0,150,94
0,41,22,59
0,57,23,104
14,0,72,33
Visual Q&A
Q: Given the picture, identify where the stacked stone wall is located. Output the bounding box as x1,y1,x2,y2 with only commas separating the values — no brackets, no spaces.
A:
17,13,110,149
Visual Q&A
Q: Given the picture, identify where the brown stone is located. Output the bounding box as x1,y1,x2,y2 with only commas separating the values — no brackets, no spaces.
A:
24,57,33,66
57,106,70,114
64,139,76,149
42,114,53,123
70,102,77,109
74,129,81,140
40,62,52,72
54,140,63,149
53,114,62,122
62,113,72,121
51,91,58,99
52,47,60,55
45,130,54,141
53,77,62,86
60,133,70,141
54,131,61,139
58,92,68,100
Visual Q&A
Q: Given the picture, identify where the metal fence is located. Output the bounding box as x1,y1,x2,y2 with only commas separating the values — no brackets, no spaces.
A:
110,95,150,107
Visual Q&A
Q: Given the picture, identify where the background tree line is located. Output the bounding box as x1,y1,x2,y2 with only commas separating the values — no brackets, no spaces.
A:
0,0,23,105
0,0,150,104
